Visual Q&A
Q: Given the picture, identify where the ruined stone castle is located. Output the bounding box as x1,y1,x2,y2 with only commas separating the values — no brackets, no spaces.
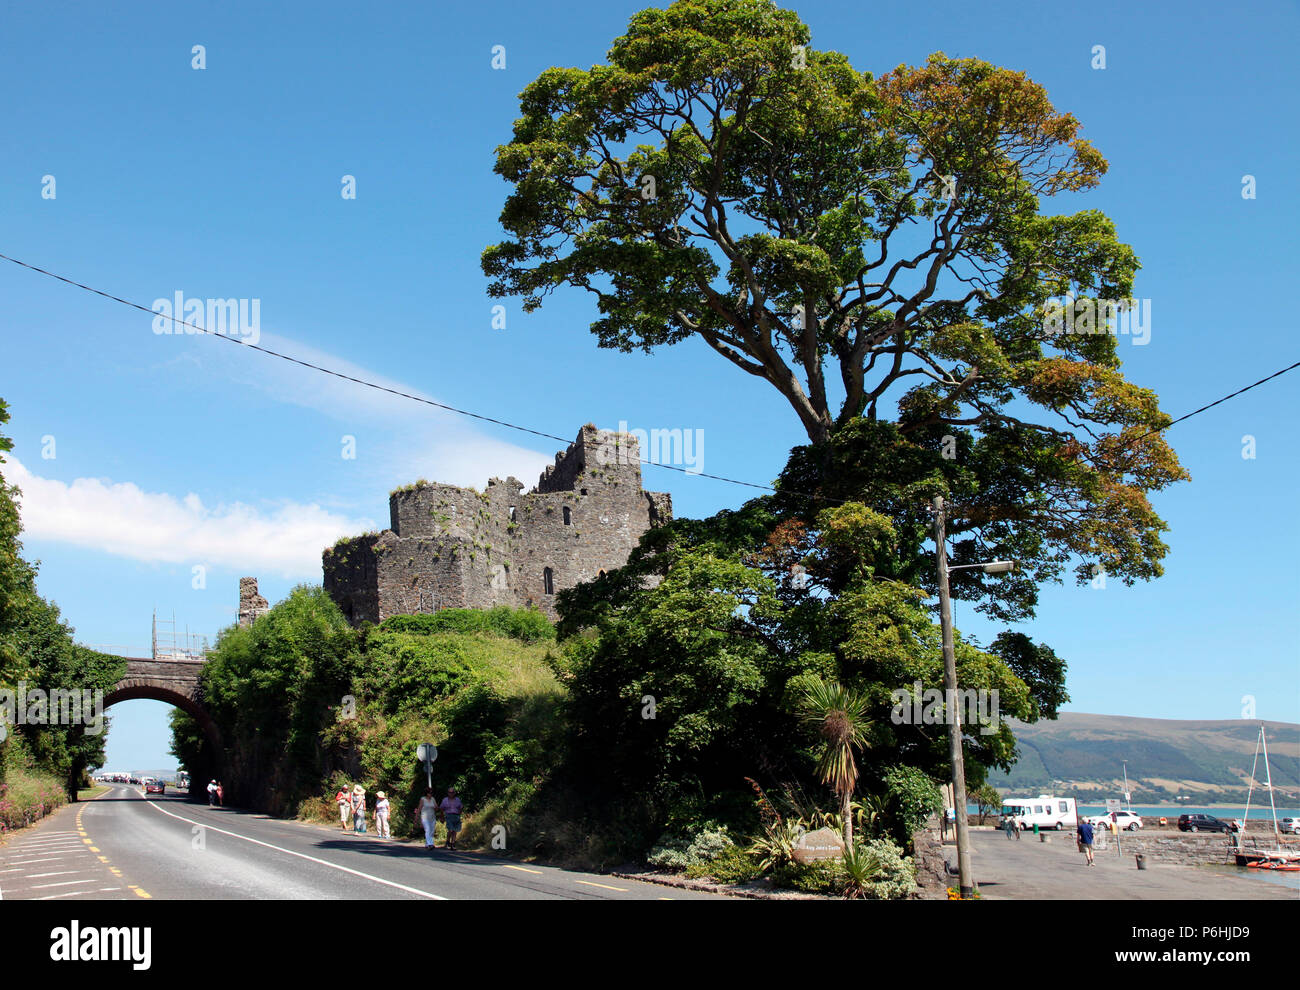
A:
323,425,672,624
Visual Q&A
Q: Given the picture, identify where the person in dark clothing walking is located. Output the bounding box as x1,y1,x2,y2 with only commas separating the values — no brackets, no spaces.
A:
1077,819,1096,865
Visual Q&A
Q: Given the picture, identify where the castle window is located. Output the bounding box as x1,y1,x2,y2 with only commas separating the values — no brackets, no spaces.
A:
543,567,554,595
509,506,517,522
563,506,571,526
580,488,588,496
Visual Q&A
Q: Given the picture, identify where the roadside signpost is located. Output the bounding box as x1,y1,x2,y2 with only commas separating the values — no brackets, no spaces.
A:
1106,799,1123,855
416,742,438,788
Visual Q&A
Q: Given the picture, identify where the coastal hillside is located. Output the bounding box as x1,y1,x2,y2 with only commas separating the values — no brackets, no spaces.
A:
990,713,1300,804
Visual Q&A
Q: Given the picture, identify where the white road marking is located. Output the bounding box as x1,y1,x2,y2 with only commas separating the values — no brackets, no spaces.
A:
139,799,448,900
30,879,96,890
26,871,86,879
5,857,63,865
12,838,82,846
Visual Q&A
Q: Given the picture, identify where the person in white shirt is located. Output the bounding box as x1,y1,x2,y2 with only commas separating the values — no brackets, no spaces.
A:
374,791,391,838
417,788,438,850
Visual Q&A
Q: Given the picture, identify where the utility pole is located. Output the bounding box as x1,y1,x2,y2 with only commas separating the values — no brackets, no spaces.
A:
933,496,973,898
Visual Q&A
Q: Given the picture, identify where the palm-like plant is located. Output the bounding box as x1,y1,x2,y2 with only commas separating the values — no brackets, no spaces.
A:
797,677,872,851
748,817,806,872
840,843,885,899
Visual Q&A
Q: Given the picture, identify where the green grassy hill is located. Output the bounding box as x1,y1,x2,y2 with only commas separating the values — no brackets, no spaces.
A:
989,713,1300,804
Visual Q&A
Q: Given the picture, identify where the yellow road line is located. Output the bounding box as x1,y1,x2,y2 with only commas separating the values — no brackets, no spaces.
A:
502,865,543,875
575,880,628,892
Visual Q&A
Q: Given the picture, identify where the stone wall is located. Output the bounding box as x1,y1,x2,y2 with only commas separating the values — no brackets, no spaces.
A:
323,425,672,623
1091,830,1300,866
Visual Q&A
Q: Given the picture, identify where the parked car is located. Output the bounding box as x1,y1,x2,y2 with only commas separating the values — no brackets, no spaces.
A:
1177,813,1238,833
1279,817,1299,835
144,780,165,797
1088,810,1143,831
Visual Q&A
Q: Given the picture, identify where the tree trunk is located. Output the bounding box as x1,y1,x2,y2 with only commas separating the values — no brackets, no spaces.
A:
841,787,853,852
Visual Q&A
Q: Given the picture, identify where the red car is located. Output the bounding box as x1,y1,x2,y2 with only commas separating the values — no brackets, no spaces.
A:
144,781,166,797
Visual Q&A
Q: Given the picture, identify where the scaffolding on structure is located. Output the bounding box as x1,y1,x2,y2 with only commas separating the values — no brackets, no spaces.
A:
151,610,210,662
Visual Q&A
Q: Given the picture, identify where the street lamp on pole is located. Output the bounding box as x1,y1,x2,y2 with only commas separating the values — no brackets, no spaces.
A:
931,495,1017,899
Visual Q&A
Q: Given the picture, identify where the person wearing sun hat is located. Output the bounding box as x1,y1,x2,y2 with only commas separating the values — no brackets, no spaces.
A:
374,791,390,838
336,785,352,830
351,784,367,833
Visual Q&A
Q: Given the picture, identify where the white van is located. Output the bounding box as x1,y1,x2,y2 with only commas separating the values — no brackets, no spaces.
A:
1001,794,1076,831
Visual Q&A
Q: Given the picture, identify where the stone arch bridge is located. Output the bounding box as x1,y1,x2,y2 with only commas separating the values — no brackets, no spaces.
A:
105,656,224,771
101,577,267,781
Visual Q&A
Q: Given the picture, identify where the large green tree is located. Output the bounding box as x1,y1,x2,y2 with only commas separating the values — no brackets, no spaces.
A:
556,498,1039,840
485,0,1186,615
0,399,31,695
0,398,124,794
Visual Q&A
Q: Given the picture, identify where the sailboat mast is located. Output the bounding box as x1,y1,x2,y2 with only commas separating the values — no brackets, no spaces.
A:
1242,727,1259,849
1261,725,1280,846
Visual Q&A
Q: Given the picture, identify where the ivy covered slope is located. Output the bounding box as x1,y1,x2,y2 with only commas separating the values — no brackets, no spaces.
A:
169,593,567,832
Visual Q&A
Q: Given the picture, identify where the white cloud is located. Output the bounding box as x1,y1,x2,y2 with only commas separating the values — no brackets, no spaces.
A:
7,326,587,577
7,456,376,578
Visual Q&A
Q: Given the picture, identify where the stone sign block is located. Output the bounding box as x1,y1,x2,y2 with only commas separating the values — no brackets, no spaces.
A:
792,826,845,864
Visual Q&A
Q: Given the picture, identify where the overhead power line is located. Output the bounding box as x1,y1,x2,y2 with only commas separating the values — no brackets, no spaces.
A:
1,251,1296,500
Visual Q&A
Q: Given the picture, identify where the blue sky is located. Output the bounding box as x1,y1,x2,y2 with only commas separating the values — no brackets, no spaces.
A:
1,0,1296,769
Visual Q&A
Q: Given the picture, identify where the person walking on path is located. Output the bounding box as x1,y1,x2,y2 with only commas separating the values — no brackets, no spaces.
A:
1003,816,1020,840
374,791,390,838
351,784,367,833
207,780,218,806
336,787,352,830
417,789,438,851
1077,819,1096,866
439,787,463,850
216,781,224,806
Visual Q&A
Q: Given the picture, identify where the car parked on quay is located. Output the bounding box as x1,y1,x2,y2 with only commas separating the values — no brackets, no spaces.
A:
1177,813,1239,833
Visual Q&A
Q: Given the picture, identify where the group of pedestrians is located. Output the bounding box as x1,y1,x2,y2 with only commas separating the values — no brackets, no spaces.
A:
335,783,462,850
337,784,384,835
1002,813,1099,866
206,779,224,806
417,787,463,851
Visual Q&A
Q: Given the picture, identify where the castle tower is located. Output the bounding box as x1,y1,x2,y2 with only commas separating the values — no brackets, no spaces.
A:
238,577,269,628
323,425,672,624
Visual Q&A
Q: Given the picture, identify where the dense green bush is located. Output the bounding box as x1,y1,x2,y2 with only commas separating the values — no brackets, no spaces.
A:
685,844,764,884
881,765,944,848
848,838,917,900
770,838,915,898
380,607,554,643
646,824,733,870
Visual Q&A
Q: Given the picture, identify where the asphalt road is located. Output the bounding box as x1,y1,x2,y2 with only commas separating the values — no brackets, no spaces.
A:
0,785,726,901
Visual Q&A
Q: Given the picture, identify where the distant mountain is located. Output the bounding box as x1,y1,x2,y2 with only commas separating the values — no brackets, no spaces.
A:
989,713,1300,804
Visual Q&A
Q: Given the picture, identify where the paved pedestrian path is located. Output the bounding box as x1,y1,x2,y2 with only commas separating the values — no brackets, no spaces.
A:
955,828,1295,899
